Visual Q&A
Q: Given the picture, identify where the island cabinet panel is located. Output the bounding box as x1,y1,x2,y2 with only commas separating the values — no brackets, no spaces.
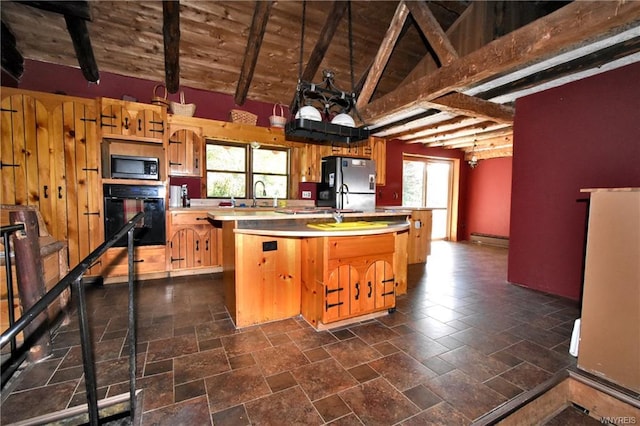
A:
301,234,398,328
233,234,301,327
407,209,432,264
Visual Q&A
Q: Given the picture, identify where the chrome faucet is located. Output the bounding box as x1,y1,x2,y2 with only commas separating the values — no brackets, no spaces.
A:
253,180,266,207
338,183,349,207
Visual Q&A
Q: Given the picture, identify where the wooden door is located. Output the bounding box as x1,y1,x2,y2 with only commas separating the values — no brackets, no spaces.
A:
135,109,165,139
366,260,395,310
168,128,202,176
324,264,357,322
169,228,203,269
1,94,56,233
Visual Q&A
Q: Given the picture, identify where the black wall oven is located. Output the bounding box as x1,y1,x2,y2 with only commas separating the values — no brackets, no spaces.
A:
103,184,166,247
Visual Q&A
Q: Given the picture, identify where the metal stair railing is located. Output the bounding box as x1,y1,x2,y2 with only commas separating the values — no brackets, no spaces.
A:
1,212,144,426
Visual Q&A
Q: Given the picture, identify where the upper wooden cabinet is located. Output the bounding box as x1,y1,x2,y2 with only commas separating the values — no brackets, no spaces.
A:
167,120,203,177
297,136,386,184
99,98,166,142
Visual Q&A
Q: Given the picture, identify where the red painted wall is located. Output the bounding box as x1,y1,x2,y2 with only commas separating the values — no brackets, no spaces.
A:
2,59,283,127
465,157,512,239
508,62,640,301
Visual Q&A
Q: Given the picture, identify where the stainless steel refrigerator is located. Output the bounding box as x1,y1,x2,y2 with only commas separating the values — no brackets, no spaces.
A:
317,156,376,211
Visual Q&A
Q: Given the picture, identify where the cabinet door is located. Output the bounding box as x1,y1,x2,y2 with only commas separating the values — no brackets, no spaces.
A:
53,100,102,275
100,102,134,137
200,226,221,267
169,228,203,269
300,144,331,182
369,136,386,185
136,109,165,139
100,99,165,141
324,264,357,323
168,128,202,176
366,260,395,310
1,94,55,230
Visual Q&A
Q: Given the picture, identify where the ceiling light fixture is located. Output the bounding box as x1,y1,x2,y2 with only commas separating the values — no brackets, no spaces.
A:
285,1,370,145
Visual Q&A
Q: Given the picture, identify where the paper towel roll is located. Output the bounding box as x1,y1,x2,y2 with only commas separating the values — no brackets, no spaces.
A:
170,185,182,208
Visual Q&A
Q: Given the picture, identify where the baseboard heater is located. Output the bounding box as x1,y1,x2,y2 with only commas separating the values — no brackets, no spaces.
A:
470,233,509,248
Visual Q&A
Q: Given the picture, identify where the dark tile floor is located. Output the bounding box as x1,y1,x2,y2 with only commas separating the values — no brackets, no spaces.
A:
1,241,580,425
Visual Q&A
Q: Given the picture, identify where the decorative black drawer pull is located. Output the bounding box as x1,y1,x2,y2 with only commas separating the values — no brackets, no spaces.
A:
169,161,182,166
195,240,199,251
43,185,48,198
123,117,130,129
325,287,344,296
83,212,100,216
196,217,207,221
355,282,360,300
138,119,142,132
82,167,99,173
169,139,182,145
368,281,372,297
58,186,63,199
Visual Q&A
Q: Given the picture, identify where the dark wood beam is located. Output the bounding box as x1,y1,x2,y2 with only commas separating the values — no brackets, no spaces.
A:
361,1,640,123
17,1,92,21
163,0,181,94
428,92,514,124
235,0,273,105
356,1,409,110
1,21,24,81
299,1,348,83
405,0,458,66
64,15,99,83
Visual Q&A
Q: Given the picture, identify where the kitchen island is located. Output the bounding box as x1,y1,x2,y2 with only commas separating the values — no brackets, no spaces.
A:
207,209,410,329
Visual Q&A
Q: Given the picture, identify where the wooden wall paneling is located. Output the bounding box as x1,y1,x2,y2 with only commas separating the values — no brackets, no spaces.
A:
394,230,409,295
1,96,17,205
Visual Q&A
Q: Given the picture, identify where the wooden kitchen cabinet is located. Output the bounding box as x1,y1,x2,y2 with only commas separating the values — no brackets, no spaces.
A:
167,127,202,177
407,209,432,264
302,233,398,327
168,210,222,272
99,98,165,141
369,136,386,185
232,233,301,327
101,245,166,278
1,89,103,276
299,143,332,182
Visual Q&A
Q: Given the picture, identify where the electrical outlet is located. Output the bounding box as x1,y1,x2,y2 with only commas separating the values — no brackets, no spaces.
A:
302,190,312,199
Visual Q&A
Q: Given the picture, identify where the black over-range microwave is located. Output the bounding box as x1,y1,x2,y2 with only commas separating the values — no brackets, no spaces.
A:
110,155,159,180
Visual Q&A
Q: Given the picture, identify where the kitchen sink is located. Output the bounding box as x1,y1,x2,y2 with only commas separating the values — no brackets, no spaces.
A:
306,221,389,230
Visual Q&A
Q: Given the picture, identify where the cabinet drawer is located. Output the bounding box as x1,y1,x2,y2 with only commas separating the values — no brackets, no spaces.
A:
327,234,394,260
102,246,166,277
170,211,212,226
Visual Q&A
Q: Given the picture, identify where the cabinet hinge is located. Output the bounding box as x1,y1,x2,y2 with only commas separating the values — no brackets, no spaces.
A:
0,162,20,169
325,287,344,296
381,277,395,283
83,212,100,216
326,301,344,310
171,257,185,262
169,139,182,145
148,120,165,134
0,108,18,113
80,117,98,123
82,167,99,173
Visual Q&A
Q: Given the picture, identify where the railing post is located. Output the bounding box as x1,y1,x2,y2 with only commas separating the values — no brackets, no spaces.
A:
74,276,99,426
9,210,51,362
127,227,137,419
2,225,21,354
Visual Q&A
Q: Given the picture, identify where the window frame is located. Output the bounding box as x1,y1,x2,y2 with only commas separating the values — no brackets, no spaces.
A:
204,139,290,199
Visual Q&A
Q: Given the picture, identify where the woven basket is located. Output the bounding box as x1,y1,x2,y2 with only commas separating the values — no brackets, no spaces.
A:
229,109,257,125
151,84,170,110
170,91,196,117
269,104,287,128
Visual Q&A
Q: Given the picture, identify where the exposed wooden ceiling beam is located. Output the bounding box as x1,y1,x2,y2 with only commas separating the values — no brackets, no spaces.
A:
163,0,181,94
428,92,514,124
465,143,513,161
16,1,92,21
405,0,458,66
382,115,480,139
356,1,409,110
64,15,99,83
300,1,348,83
422,127,513,146
403,120,508,143
361,1,640,123
1,21,24,81
235,0,273,105
19,0,99,83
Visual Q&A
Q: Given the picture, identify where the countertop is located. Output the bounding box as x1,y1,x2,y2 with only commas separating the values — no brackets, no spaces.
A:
206,209,411,237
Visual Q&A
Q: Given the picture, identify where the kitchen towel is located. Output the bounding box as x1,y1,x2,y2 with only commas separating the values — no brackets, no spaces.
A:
124,199,145,228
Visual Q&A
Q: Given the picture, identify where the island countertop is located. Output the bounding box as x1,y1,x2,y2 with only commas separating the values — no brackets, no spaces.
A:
207,209,411,237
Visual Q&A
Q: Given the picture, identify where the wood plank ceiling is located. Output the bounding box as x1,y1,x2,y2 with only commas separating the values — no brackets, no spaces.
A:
2,1,640,160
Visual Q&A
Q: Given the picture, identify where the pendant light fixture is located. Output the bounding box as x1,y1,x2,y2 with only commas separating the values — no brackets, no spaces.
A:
468,141,479,168
285,0,370,144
